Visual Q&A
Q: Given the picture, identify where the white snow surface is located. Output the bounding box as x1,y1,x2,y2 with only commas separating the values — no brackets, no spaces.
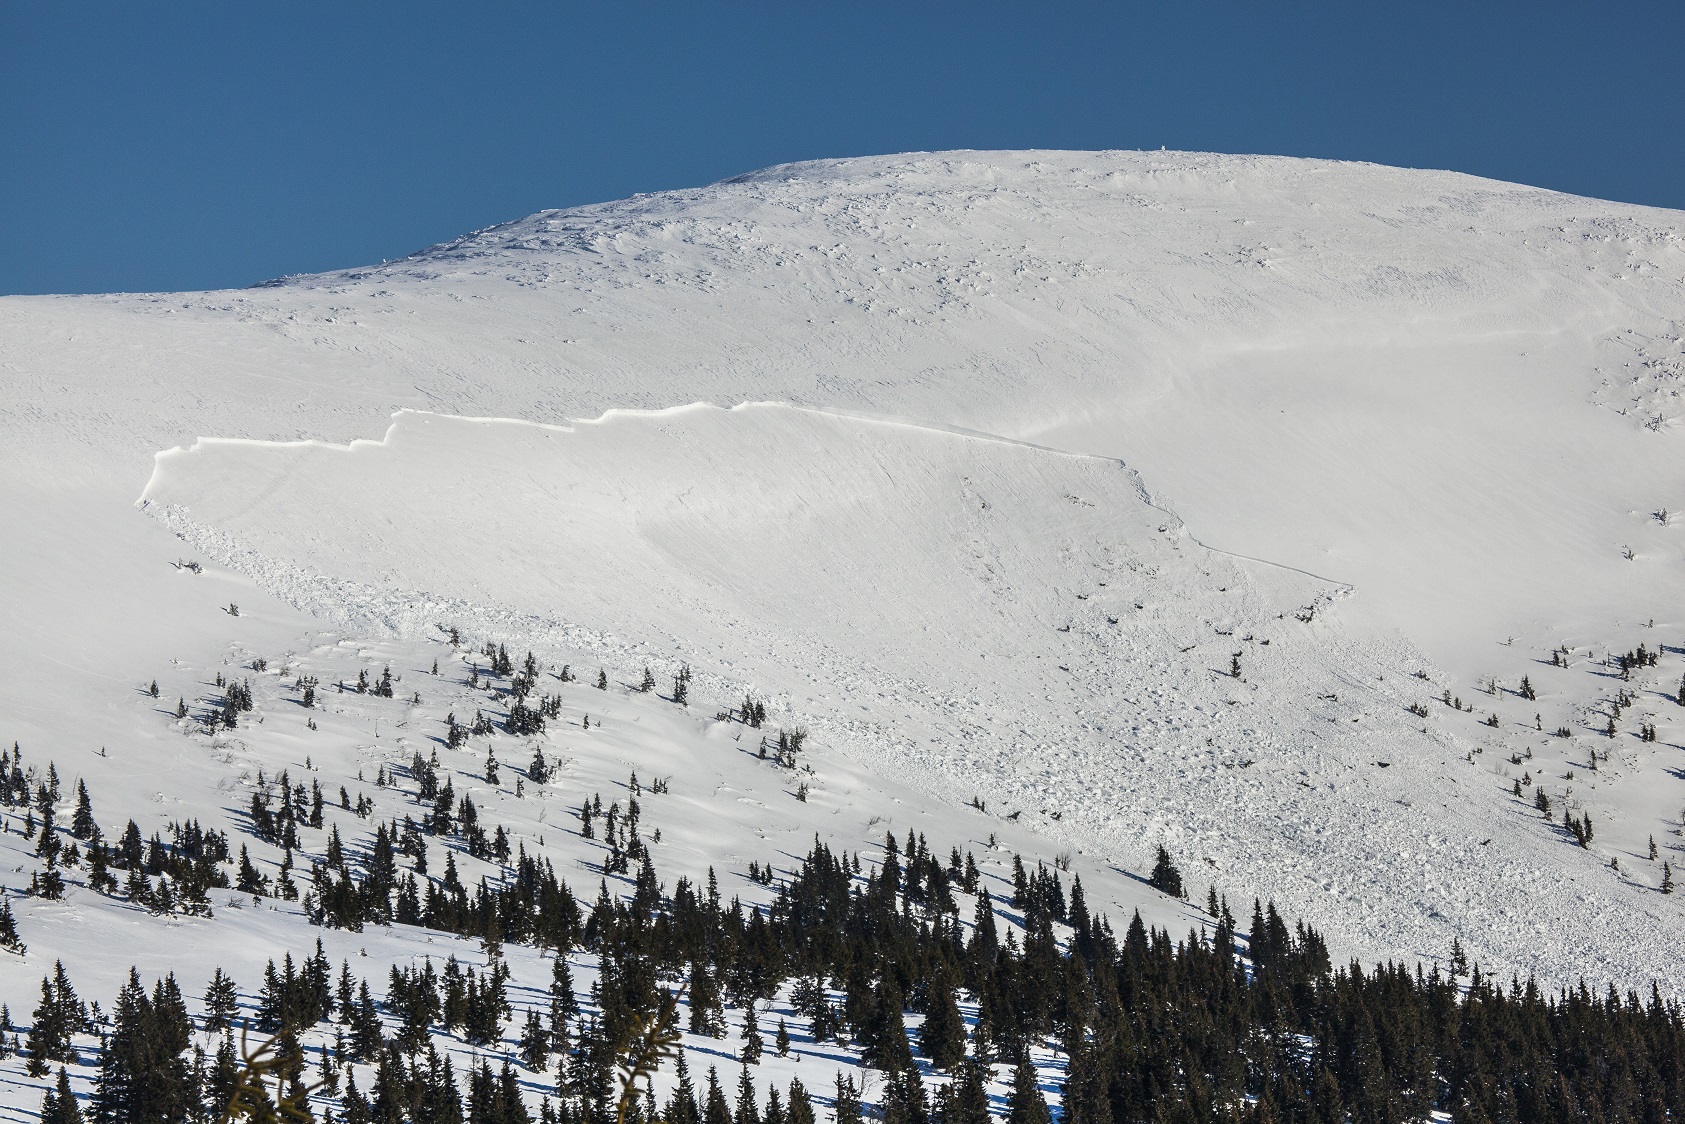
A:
2,151,1685,1102
7,150,1684,667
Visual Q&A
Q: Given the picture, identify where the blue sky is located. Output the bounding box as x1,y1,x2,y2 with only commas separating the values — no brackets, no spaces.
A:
3,1,1681,295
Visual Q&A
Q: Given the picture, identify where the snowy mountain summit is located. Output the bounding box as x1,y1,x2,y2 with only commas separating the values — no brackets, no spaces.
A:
2,151,1685,1120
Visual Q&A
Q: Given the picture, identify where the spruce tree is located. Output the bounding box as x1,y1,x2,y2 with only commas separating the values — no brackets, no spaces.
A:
202,968,239,1034
369,1047,408,1124
340,1068,372,1124
882,1069,928,1124
26,971,75,1074
946,1061,991,1124
786,1080,815,1124
739,1003,763,1064
667,1054,701,1124
350,983,384,1063
1060,1038,1112,1124
519,1008,551,1072
703,1068,732,1124
1006,1056,1051,1124
93,969,193,1124
862,977,913,1071
734,1065,761,1124
549,955,579,1047
832,1076,862,1124
917,964,965,1071
970,888,998,960
1148,846,1184,898
70,781,94,840
0,897,25,955
203,1034,239,1119
42,1066,84,1124
688,961,725,1037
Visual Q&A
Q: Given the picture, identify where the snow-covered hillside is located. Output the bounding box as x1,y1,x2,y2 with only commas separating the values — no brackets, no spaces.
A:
6,151,1683,668
2,151,1684,1118
0,609,1215,1123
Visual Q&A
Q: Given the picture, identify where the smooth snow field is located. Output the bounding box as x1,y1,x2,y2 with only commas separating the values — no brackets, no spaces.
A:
1,150,1684,1115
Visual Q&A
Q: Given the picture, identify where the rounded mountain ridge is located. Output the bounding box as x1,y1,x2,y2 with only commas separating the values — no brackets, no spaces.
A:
276,148,1677,288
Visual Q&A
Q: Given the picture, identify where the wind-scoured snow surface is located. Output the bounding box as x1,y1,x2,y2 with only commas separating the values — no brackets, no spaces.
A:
4,151,1685,1001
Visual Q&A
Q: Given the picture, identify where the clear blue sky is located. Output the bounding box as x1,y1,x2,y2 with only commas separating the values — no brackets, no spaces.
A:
4,1,1681,295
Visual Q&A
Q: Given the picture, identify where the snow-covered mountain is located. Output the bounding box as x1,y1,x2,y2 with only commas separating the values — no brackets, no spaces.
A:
2,150,1684,1119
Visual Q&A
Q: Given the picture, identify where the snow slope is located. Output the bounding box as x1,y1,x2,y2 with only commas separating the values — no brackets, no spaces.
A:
129,399,1685,991
0,618,1176,1123
3,149,1685,1039
5,151,1683,669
